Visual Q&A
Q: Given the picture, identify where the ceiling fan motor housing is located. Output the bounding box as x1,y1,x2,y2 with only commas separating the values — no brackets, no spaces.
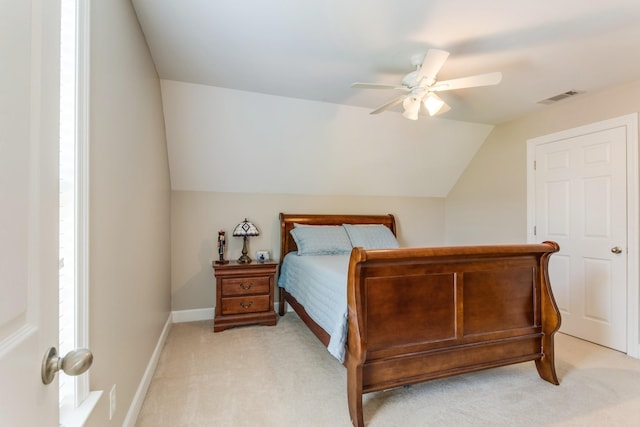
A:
402,71,419,87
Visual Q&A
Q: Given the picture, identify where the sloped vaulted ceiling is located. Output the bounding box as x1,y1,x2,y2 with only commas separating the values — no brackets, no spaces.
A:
132,0,640,196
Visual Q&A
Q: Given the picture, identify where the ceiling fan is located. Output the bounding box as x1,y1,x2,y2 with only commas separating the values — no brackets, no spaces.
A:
352,49,502,120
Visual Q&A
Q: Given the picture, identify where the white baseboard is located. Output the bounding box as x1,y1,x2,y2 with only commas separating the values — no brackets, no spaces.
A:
122,314,172,427
172,307,215,323
630,342,640,359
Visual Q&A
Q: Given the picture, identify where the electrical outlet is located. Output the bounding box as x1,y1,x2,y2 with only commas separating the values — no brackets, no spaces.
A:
109,384,116,420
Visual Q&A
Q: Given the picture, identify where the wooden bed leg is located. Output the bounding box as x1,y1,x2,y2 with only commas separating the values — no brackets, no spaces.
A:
537,244,561,385
278,287,286,316
535,335,559,385
347,363,364,427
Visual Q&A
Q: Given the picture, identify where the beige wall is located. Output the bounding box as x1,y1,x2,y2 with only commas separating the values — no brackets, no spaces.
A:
86,1,171,426
171,191,445,311
446,79,640,244
169,79,640,313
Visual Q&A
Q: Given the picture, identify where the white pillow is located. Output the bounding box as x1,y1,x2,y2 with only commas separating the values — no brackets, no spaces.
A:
290,224,353,255
343,224,399,249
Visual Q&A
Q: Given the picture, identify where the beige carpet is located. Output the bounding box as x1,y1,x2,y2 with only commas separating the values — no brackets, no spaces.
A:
136,314,640,426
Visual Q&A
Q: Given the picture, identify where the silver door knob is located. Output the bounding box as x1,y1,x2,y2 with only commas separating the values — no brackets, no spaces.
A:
41,346,93,385
611,246,623,254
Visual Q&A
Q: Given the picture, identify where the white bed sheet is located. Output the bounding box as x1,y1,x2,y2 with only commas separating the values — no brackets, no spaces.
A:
277,252,350,362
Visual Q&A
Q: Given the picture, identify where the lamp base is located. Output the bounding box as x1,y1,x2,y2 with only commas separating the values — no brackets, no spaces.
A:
237,254,252,264
237,236,252,263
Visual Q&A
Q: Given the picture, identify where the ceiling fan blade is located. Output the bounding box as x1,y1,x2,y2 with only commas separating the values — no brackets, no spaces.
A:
369,95,406,114
416,49,450,85
351,82,408,91
430,72,503,92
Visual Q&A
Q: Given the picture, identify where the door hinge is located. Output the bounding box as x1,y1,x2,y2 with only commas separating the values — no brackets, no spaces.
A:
533,225,537,236
533,160,537,170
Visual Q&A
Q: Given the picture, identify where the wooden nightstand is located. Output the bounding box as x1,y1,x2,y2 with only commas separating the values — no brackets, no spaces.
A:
212,260,278,332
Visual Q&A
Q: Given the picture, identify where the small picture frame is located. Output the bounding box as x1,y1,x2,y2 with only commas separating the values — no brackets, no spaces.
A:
256,250,270,262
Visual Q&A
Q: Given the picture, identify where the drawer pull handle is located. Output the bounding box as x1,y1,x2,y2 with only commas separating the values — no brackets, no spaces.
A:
239,282,253,290
240,301,253,309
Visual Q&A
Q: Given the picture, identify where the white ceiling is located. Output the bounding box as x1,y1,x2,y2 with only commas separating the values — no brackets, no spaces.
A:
132,0,640,125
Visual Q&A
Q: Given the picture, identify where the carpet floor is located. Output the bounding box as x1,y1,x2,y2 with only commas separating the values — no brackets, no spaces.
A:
136,313,640,426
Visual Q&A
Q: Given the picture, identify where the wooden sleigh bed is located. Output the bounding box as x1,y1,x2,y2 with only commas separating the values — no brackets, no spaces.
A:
277,213,561,427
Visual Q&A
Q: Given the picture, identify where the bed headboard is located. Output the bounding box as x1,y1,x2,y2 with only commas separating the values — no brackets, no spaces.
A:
278,213,396,263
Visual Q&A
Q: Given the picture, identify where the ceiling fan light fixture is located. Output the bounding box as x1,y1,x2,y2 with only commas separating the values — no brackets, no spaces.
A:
424,93,445,116
402,96,420,120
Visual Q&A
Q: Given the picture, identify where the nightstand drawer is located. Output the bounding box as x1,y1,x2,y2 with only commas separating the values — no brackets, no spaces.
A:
221,276,269,296
221,295,270,315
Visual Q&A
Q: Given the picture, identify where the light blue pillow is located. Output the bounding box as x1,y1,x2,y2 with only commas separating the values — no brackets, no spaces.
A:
343,224,399,249
290,224,353,255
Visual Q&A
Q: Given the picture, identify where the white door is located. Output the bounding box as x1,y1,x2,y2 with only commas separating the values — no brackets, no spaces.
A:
0,0,61,424
534,126,627,352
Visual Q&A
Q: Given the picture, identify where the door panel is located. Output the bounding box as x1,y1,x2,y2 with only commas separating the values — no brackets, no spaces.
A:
584,176,611,237
548,253,570,313
0,0,60,424
583,258,611,322
545,180,569,236
535,126,627,351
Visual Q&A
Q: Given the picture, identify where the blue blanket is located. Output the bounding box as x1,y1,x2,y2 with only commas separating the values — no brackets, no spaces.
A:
278,253,350,362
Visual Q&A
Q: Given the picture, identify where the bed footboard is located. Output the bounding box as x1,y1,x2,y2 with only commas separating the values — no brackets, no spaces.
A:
345,242,561,427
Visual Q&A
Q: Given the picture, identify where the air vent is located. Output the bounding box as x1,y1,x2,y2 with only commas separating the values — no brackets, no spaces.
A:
538,90,583,105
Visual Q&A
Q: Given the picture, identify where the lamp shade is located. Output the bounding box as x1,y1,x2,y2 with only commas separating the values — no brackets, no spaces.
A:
232,218,259,237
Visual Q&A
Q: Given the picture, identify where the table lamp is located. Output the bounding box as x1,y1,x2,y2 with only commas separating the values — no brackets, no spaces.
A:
232,218,259,263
